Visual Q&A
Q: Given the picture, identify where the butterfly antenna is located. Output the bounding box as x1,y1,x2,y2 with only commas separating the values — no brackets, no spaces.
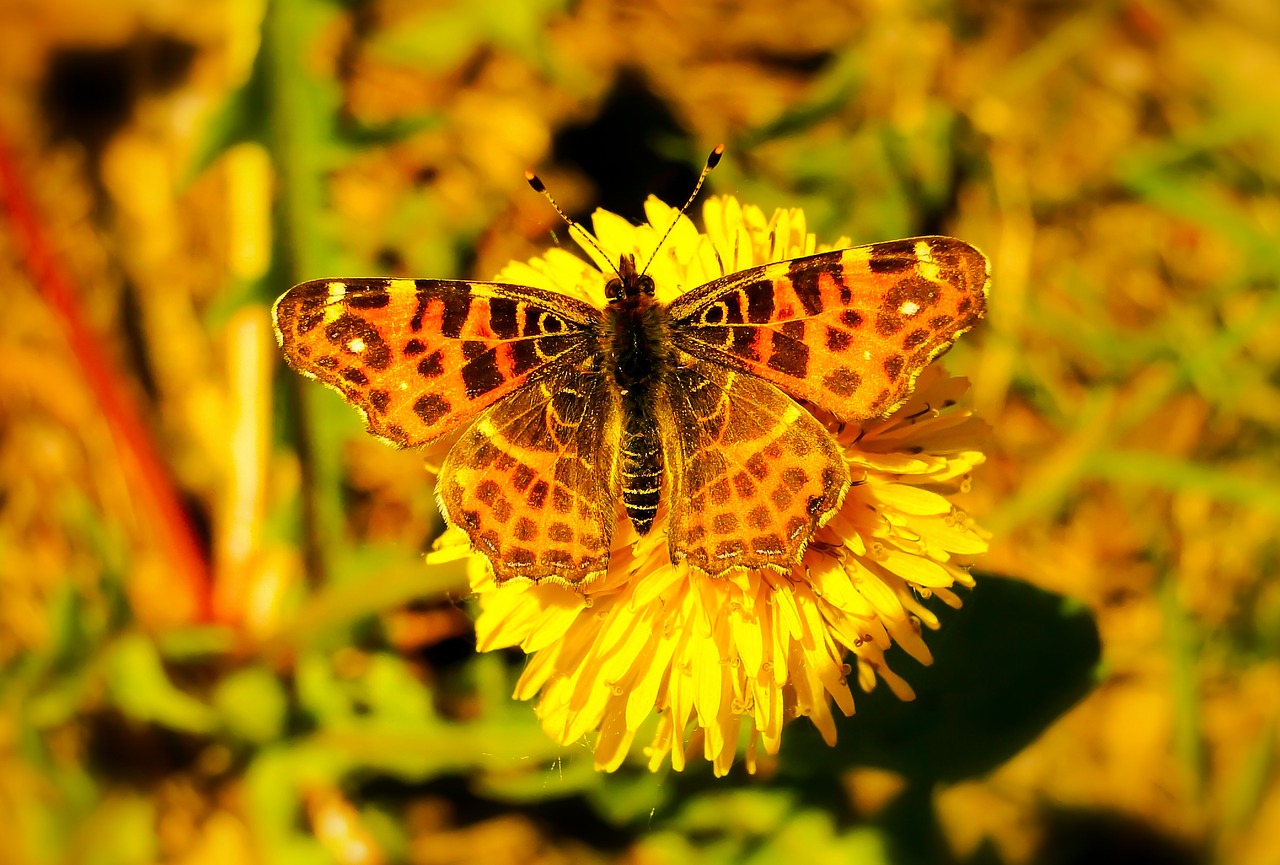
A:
525,170,621,278
640,143,724,276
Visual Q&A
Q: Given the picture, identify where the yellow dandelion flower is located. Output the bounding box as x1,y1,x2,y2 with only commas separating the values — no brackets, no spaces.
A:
426,195,989,776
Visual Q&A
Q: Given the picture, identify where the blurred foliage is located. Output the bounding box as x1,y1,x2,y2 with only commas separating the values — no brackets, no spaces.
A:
1,0,1278,863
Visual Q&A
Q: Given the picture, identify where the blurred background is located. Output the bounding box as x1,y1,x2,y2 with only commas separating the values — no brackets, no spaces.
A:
2,0,1278,862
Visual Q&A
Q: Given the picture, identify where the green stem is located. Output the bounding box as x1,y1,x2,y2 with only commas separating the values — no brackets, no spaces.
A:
263,0,349,582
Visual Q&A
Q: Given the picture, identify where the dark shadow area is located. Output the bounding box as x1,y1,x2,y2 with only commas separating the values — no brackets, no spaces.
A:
41,35,196,164
1033,807,1206,865
780,574,1102,783
354,774,636,854
550,71,699,224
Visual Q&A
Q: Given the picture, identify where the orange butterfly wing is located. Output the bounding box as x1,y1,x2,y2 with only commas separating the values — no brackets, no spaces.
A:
660,236,988,575
273,278,600,447
275,277,624,585
668,236,989,420
436,361,622,585
658,352,849,576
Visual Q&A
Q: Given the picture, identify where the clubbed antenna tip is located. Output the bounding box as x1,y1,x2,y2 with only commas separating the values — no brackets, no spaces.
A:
525,167,618,277
640,144,726,275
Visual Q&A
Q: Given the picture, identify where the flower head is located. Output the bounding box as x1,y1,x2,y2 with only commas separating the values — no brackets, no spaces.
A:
427,196,989,775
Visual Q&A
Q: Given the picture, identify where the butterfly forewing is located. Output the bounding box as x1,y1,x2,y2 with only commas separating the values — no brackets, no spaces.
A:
668,236,989,421
273,278,602,447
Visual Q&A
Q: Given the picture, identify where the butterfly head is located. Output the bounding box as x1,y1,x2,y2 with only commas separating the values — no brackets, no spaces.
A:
605,254,656,304
526,145,723,309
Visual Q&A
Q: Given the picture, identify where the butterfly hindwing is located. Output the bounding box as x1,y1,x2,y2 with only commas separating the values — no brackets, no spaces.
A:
669,236,989,421
437,359,622,585
273,278,601,447
660,350,850,576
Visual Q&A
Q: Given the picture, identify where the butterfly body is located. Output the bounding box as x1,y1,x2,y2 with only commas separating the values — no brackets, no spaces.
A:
600,254,671,537
274,236,990,587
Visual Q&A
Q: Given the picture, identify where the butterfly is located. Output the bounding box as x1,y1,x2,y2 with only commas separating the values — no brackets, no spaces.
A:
273,148,989,586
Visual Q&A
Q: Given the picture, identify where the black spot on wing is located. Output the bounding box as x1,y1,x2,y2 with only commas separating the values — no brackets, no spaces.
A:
840,310,864,329
721,293,745,324
523,311,566,336
348,292,391,309
731,328,760,360
823,367,861,396
297,310,325,334
744,280,776,323
476,479,500,503
488,297,519,338
825,326,852,352
867,240,918,272
462,351,505,396
417,350,444,378
767,331,810,377
414,394,450,424
510,339,539,375
787,262,825,316
884,354,904,381
715,539,746,561
411,290,429,332
324,314,391,370
512,463,535,491
903,329,929,350
527,479,548,508
438,291,471,338
885,275,940,311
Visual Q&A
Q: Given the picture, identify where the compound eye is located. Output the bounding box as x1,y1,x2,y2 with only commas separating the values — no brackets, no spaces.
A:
604,277,622,301
638,275,656,296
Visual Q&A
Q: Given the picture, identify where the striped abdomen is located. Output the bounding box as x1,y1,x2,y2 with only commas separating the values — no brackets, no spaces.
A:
619,408,663,535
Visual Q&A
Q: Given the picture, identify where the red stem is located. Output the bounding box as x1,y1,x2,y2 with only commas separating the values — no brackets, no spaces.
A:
0,132,213,623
